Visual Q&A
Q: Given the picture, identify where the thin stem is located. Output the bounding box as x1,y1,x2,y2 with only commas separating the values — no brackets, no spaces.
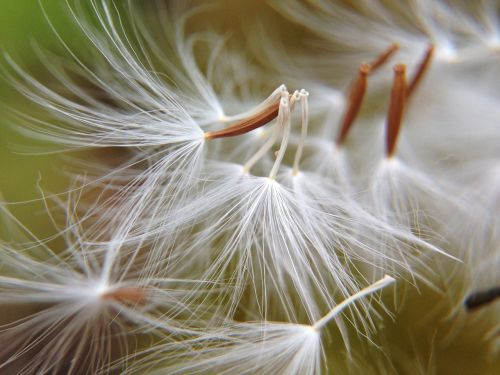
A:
269,91,296,180
204,102,280,140
243,122,281,173
336,64,371,146
335,44,400,147
221,85,286,123
243,91,291,173
386,64,407,158
313,275,395,331
292,90,309,176
369,43,400,72
407,44,434,98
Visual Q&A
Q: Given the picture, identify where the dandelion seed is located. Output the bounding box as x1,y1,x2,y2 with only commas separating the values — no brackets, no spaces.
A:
128,276,395,375
0,201,207,374
3,1,294,248
386,64,407,158
3,1,500,373
204,85,285,140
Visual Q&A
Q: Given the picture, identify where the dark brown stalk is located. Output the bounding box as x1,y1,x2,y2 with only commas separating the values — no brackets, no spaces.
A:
336,63,371,145
204,101,281,140
386,64,407,158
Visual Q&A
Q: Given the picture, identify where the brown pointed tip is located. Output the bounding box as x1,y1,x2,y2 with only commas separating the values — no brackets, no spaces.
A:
102,287,149,306
369,43,400,72
204,101,280,140
386,64,407,158
407,44,434,98
336,64,370,146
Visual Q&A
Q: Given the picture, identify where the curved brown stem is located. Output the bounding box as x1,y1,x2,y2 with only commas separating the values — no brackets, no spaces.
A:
204,101,281,140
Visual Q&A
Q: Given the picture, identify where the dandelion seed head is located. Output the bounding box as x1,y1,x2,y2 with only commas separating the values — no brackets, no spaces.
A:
2,0,499,373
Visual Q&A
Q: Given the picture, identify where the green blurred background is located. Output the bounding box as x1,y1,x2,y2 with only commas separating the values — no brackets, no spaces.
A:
0,2,77,235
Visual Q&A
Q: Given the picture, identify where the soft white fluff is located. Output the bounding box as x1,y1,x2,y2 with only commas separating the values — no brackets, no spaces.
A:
128,276,395,375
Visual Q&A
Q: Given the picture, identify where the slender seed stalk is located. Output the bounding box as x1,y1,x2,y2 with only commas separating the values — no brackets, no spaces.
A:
369,43,400,72
313,275,395,331
336,64,371,146
336,44,401,146
204,101,281,140
269,91,296,179
292,90,309,176
386,64,407,158
243,91,291,173
407,44,434,98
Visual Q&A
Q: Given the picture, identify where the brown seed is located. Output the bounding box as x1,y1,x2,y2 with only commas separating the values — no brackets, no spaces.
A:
386,64,407,158
204,101,281,140
102,287,149,306
336,63,371,146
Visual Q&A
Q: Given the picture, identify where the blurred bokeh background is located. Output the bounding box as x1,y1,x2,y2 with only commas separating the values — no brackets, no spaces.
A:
0,2,77,236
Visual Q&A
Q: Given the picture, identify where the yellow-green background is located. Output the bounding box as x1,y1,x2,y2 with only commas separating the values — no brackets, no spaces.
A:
0,2,76,235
